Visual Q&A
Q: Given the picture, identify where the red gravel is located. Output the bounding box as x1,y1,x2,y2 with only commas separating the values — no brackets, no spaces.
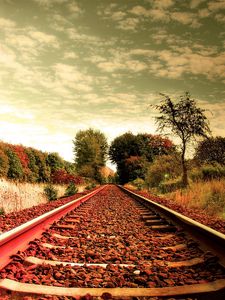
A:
1,185,225,294
128,189,225,235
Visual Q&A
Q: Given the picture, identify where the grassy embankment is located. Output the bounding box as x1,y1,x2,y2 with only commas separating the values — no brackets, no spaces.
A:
168,179,225,218
127,179,225,219
0,178,84,214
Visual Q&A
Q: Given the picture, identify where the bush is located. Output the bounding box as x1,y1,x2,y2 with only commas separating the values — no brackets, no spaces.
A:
145,154,181,189
132,178,145,190
159,178,184,193
201,164,225,180
0,207,5,215
44,184,58,201
85,183,96,190
190,168,203,182
203,185,225,215
64,182,78,197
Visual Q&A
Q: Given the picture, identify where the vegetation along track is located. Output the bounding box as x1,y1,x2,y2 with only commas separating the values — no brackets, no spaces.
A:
0,185,225,300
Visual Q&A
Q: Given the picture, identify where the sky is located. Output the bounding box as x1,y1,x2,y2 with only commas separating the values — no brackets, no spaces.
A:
0,0,225,168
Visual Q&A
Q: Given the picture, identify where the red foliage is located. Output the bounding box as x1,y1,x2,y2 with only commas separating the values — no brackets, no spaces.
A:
51,169,83,185
11,145,29,168
147,134,174,149
125,156,141,164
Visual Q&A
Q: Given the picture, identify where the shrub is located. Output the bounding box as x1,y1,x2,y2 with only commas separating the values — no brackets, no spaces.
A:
0,207,5,215
190,168,203,182
51,169,83,185
44,184,58,201
202,183,225,215
159,178,184,193
132,178,145,190
64,182,78,197
85,183,96,190
201,164,225,180
145,154,181,189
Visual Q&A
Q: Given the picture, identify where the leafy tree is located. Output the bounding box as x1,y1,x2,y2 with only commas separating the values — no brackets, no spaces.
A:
73,128,108,181
11,145,31,181
153,93,211,186
46,152,64,173
125,156,148,181
0,148,9,177
109,132,140,163
109,132,174,184
24,147,39,182
6,148,24,180
64,161,76,175
195,136,225,165
32,149,51,182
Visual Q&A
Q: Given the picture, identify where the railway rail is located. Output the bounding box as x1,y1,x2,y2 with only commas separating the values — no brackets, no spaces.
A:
0,184,225,299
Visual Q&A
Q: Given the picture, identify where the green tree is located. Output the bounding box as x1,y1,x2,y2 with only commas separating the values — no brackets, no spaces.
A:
0,148,9,177
46,152,64,173
73,128,108,181
195,136,225,166
153,93,211,187
32,149,51,182
24,147,39,182
109,132,174,184
6,148,24,180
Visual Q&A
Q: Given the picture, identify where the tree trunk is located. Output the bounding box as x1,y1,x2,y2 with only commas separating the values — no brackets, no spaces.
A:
182,160,188,187
181,142,188,187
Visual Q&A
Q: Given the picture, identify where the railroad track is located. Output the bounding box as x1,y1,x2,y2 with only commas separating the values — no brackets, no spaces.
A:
0,184,225,299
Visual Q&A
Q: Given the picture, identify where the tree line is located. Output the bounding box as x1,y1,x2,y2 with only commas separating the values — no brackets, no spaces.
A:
0,141,82,185
73,93,225,189
1,93,225,189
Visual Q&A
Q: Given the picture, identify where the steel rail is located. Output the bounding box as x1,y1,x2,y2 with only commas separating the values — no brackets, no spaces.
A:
0,185,106,270
1,184,225,299
119,185,225,266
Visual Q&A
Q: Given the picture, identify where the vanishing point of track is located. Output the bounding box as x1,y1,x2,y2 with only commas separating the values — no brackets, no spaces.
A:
0,184,225,299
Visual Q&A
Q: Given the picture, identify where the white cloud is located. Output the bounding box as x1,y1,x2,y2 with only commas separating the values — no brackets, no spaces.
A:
215,13,225,23
33,0,68,7
171,12,200,26
53,63,93,91
111,11,126,21
208,0,225,11
117,17,140,31
97,61,124,72
67,1,82,14
0,17,15,28
190,0,206,9
126,60,147,72
130,6,150,16
63,51,78,59
198,8,211,18
151,0,175,9
29,30,59,48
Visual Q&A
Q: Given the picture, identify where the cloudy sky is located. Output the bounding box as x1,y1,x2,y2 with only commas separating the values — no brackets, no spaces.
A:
0,0,224,166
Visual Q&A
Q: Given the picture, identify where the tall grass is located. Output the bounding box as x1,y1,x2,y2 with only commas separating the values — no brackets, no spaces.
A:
168,179,225,217
0,178,66,214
